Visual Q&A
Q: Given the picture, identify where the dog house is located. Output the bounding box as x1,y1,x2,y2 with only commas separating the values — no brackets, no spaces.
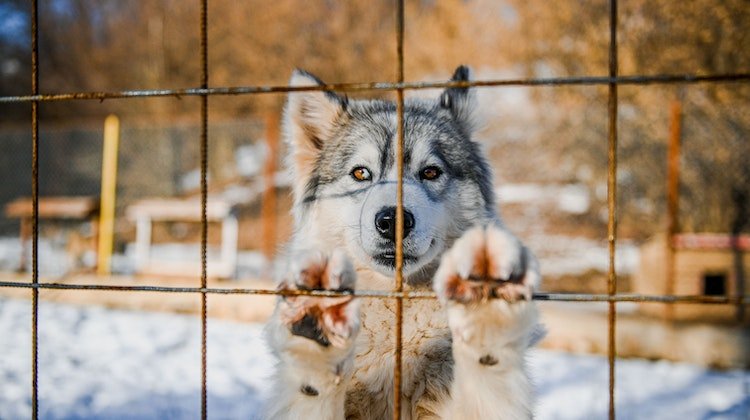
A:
633,233,750,323
127,198,238,278
5,196,100,273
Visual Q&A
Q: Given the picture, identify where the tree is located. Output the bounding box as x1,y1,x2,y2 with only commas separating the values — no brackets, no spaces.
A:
501,0,750,236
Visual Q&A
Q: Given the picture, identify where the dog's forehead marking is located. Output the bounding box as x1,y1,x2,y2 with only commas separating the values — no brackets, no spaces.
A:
340,104,456,178
348,141,381,166
305,98,494,210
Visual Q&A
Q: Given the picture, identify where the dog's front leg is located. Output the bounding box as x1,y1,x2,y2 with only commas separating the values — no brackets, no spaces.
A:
264,249,360,420
433,225,540,420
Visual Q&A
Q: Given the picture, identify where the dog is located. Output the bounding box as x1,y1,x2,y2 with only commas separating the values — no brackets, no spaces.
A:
264,66,541,420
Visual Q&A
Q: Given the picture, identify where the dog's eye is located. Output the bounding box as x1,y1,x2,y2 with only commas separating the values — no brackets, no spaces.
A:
351,166,372,182
419,166,442,181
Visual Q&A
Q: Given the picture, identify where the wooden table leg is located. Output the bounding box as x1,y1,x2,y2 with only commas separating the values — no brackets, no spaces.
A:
18,217,30,273
91,215,100,272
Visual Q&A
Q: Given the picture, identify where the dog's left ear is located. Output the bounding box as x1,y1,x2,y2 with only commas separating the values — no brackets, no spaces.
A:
285,70,348,151
283,69,349,203
439,65,477,134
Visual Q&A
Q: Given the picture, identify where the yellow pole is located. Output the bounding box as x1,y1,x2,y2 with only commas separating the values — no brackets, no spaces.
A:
97,114,120,275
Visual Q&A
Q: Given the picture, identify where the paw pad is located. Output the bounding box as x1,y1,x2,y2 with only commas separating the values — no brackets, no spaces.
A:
434,225,538,304
278,249,360,349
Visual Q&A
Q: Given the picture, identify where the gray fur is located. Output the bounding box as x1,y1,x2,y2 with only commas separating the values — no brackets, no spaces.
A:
286,66,498,280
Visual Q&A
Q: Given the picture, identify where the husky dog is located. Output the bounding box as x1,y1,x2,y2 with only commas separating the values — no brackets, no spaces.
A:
264,66,540,420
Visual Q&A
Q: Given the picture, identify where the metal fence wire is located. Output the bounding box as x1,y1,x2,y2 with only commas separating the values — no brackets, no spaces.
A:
0,1,749,419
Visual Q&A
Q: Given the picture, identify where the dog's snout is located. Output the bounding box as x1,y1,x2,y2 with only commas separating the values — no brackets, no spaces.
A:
374,207,415,241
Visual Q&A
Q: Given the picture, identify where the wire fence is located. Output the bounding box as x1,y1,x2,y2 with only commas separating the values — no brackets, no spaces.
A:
1,0,749,419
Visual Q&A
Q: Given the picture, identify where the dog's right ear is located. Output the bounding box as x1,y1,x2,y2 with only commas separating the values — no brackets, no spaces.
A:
439,65,477,134
283,70,348,195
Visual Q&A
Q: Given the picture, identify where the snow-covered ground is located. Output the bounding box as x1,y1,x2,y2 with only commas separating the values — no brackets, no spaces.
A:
1,298,747,419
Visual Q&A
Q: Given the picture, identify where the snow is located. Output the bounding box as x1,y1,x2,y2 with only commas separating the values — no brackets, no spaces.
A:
1,298,747,419
0,236,75,279
497,183,591,215
0,298,273,420
0,236,22,271
527,234,640,277
533,351,749,419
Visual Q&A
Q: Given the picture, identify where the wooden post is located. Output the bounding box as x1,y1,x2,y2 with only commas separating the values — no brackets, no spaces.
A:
261,113,279,260
90,215,99,272
133,215,151,272
221,215,239,278
665,100,681,319
18,217,31,272
97,115,120,276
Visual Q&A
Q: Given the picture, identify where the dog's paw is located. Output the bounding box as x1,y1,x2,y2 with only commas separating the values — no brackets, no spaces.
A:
277,249,360,349
434,225,539,305
434,225,540,353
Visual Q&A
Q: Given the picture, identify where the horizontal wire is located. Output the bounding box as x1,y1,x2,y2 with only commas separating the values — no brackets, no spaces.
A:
0,281,746,304
0,73,748,103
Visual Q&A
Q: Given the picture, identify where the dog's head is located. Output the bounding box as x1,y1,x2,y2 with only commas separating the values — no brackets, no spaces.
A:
283,66,496,278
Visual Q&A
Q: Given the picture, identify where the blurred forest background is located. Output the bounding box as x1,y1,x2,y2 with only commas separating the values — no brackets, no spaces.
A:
0,0,747,245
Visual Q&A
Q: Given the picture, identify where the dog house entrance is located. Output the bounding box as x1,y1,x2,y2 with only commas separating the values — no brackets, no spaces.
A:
703,272,727,296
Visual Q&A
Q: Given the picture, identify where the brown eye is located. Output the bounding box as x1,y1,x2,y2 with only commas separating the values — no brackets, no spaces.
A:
420,166,442,181
351,166,372,182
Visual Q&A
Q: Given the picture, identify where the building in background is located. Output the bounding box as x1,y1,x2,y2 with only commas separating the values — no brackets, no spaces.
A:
634,233,750,323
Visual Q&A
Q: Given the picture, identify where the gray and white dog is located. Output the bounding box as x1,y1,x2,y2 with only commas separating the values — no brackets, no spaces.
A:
264,66,541,420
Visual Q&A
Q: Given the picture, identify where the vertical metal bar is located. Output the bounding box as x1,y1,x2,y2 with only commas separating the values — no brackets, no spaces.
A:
199,0,209,418
392,0,405,419
607,1,619,419
30,0,40,418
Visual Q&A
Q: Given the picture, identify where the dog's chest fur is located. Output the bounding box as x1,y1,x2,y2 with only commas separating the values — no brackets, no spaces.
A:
344,272,453,419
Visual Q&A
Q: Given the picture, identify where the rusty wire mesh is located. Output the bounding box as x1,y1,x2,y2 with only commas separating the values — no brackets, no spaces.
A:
1,0,749,419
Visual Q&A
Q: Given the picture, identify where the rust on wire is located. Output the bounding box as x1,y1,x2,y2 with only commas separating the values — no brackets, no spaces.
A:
30,0,40,418
606,1,619,419
392,0,406,418
2,281,747,304
1,74,749,104
199,0,209,418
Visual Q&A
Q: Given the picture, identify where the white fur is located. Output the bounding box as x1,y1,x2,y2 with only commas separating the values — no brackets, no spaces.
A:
434,226,539,419
264,226,539,419
263,68,540,419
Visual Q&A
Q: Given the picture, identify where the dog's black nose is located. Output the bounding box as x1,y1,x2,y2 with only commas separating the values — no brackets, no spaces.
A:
374,207,415,241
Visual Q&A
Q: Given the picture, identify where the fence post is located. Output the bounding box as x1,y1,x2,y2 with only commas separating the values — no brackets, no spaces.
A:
261,112,279,261
665,100,681,320
97,114,120,275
